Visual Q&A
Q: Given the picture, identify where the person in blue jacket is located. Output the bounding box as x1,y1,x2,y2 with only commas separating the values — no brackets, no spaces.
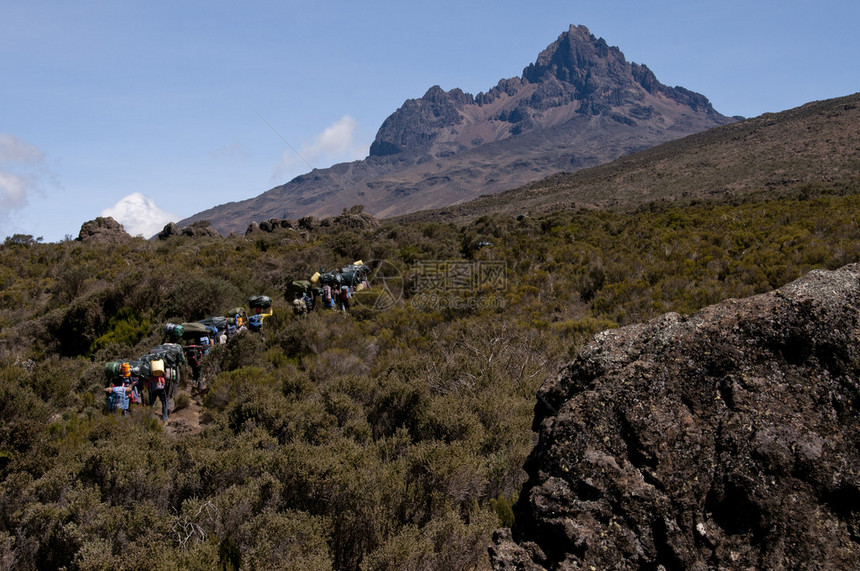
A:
105,363,133,416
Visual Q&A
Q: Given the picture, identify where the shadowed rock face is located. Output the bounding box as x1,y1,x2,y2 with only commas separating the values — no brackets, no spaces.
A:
491,264,860,570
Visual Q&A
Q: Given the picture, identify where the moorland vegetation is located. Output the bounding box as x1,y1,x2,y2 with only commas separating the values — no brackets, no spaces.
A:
1,180,859,569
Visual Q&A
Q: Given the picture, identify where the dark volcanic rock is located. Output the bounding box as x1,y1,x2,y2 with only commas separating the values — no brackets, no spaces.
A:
258,218,293,232
246,211,378,235
76,216,132,244
331,208,380,230
297,216,320,231
157,220,219,239
492,265,860,570
370,85,473,157
157,222,180,239
180,221,220,238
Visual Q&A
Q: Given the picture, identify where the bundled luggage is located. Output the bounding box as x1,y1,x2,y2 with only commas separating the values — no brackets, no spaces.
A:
288,280,313,297
106,385,130,412
164,323,185,338
147,344,185,397
104,361,123,378
313,262,368,288
197,316,229,343
149,343,186,367
248,295,272,309
197,316,228,331
226,306,245,317
180,321,212,343
316,271,342,287
126,359,152,379
339,263,368,287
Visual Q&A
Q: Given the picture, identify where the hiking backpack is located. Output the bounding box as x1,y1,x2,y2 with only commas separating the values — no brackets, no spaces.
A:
247,314,263,331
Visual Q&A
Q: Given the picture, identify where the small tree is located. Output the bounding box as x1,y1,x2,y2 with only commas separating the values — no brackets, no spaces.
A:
4,234,42,246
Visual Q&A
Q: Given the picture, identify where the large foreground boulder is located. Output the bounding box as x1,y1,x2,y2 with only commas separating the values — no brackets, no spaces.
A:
491,264,860,569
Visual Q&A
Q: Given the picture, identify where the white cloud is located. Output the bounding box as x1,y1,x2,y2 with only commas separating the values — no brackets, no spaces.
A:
101,192,177,238
0,171,30,210
0,133,45,220
0,133,43,163
273,116,370,181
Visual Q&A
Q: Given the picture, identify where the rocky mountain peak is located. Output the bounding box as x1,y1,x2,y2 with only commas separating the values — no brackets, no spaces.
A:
181,25,736,235
521,24,720,116
368,24,724,162
522,24,623,86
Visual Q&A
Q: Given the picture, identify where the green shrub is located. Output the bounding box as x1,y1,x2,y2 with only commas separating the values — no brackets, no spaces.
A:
489,495,516,527
89,307,151,354
236,509,333,570
204,367,278,412
216,330,267,372
166,275,243,322
174,392,191,412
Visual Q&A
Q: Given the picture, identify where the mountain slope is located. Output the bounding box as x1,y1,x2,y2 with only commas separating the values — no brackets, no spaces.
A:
182,25,735,235
399,92,860,224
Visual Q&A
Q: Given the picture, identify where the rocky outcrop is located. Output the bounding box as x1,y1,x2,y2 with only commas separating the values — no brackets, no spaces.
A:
329,207,380,230
245,209,379,236
157,221,220,239
181,222,220,238
76,217,132,244
157,222,181,239
297,216,320,231
522,26,719,117
491,264,860,569
258,218,293,233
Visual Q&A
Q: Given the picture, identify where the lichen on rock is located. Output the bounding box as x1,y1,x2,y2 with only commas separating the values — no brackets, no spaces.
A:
492,264,860,570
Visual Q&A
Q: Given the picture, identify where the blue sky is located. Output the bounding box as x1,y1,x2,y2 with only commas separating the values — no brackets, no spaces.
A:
2,1,858,242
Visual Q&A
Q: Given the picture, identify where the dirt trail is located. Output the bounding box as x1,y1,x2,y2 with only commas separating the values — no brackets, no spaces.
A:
164,386,205,437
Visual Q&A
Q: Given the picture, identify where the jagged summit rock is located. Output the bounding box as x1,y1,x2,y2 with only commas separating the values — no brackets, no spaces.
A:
523,25,717,115
369,25,726,162
180,25,735,235
490,264,860,569
76,216,132,244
